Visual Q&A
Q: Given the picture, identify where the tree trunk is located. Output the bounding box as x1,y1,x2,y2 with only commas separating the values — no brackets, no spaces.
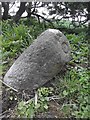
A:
0,3,1,20
2,2,9,20
0,4,2,21
26,2,32,18
87,2,90,69
13,2,26,22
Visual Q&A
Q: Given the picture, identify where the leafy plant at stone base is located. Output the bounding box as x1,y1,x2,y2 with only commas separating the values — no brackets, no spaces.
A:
16,87,53,118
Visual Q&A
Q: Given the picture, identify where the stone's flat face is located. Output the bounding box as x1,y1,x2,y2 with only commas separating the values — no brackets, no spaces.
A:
4,29,71,91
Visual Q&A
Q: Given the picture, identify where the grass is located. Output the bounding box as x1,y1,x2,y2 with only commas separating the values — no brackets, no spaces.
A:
1,19,89,118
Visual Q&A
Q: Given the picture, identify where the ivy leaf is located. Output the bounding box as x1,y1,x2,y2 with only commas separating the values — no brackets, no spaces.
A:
44,104,48,110
63,90,68,96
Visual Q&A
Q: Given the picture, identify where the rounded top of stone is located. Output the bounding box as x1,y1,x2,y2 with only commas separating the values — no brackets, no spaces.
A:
47,29,62,34
39,29,63,39
48,29,60,33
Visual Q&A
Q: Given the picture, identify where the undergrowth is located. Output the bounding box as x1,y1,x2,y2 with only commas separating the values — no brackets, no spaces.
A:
1,18,89,118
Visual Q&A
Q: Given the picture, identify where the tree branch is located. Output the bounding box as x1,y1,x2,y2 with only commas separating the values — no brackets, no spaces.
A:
13,2,27,22
0,79,18,92
33,13,51,23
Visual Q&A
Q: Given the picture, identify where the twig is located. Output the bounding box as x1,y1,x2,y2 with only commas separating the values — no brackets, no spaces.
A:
0,110,10,116
33,13,52,23
25,91,38,106
45,95,62,101
35,90,38,106
9,2,15,10
0,79,18,92
26,95,62,105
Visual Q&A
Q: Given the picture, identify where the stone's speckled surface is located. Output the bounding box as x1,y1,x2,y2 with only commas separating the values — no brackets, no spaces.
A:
4,29,71,91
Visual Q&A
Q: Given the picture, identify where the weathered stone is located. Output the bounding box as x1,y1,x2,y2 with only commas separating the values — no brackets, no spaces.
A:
4,29,71,91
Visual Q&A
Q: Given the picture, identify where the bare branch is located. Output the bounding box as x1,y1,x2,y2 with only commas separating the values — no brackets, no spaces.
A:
0,79,18,92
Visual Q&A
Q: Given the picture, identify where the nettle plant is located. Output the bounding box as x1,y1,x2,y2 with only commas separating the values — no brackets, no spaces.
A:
16,87,54,118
